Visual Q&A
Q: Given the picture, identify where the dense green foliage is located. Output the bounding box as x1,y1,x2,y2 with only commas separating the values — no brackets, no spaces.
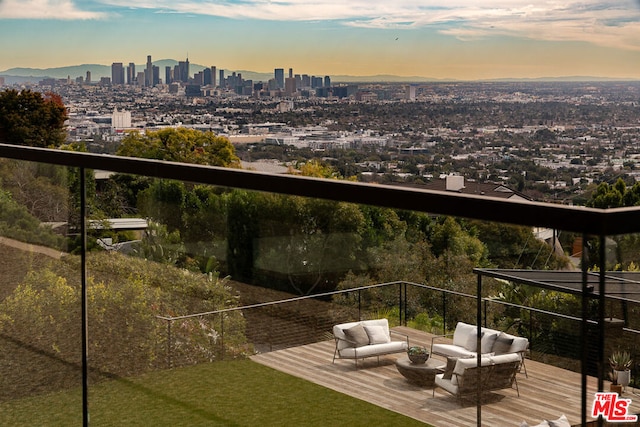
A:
117,128,241,167
587,178,640,209
0,160,73,222
471,221,568,270
336,215,490,326
584,178,640,269
0,189,65,248
97,166,568,297
248,194,366,294
0,252,246,401
0,89,67,147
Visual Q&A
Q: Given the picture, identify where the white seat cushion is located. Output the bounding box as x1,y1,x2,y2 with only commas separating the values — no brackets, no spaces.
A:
452,322,475,347
432,343,477,358
338,341,407,358
435,373,459,395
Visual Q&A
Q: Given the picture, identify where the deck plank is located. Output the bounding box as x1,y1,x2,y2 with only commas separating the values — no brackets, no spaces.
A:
251,326,640,427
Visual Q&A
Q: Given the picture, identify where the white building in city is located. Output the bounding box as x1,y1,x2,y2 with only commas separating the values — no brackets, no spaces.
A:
112,108,132,129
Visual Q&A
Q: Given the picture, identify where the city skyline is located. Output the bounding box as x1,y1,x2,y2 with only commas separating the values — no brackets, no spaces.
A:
1,1,640,80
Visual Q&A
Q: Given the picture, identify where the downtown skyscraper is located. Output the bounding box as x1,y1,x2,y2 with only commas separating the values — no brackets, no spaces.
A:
145,55,153,87
111,63,124,85
274,68,284,89
127,62,135,85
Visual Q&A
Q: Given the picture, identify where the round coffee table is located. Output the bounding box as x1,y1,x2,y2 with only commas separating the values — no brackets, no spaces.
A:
395,356,445,387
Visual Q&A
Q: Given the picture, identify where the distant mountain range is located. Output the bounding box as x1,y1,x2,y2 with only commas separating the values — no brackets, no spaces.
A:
0,60,637,84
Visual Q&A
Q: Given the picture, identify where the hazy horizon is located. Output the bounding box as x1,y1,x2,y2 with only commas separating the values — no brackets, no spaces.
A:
1,1,640,81
3,60,640,84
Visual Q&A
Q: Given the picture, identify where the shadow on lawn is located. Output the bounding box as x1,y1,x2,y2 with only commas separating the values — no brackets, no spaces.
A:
1,333,239,425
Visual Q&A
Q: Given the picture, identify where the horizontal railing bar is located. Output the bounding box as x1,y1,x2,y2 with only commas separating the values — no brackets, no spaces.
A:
1,143,639,234
402,282,596,324
157,280,600,325
157,281,407,321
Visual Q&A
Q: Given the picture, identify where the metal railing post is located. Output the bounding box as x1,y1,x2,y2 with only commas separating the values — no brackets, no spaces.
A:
398,283,402,325
80,167,89,427
220,313,224,361
167,319,172,368
442,292,447,334
483,299,488,328
404,282,408,326
580,234,589,427
269,307,273,352
476,273,482,426
597,234,606,427
167,320,173,368
529,310,533,352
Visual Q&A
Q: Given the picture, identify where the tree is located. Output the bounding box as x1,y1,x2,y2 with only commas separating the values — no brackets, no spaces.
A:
0,89,67,147
226,190,260,283
471,221,569,269
0,188,65,248
138,180,187,232
430,217,488,267
586,178,640,209
533,128,556,143
117,128,240,167
584,179,640,269
293,159,339,178
0,160,70,222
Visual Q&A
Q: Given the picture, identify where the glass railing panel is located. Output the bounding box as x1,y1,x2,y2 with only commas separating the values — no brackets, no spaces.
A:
600,232,640,399
81,166,640,425
3,150,635,425
0,159,82,425
400,221,597,423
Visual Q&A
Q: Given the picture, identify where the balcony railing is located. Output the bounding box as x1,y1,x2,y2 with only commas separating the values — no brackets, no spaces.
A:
1,143,639,426
158,280,639,383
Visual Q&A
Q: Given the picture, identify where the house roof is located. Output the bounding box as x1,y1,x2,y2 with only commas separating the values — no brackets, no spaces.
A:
474,268,640,304
393,179,532,201
89,218,148,230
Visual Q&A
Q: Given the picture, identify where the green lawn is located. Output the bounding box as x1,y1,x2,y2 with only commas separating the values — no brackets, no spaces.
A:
0,359,430,426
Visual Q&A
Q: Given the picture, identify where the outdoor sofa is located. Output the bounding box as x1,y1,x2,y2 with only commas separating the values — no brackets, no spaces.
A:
432,352,521,402
430,321,529,376
332,318,409,368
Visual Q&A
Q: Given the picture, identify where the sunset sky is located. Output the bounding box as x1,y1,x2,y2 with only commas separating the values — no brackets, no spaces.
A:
1,0,639,80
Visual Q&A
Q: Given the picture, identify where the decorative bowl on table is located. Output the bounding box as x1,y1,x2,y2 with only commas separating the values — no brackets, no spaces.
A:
407,346,430,364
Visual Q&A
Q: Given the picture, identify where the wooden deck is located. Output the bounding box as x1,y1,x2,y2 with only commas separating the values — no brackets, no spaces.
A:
251,326,640,427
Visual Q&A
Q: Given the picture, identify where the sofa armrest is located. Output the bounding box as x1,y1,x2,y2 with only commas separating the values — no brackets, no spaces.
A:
336,336,358,347
431,333,454,353
390,329,409,345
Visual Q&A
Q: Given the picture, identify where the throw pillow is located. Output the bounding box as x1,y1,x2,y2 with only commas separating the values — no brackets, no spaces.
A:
546,414,570,427
520,415,568,427
520,421,549,427
480,332,499,353
464,330,485,352
493,334,514,354
442,357,457,380
343,323,370,347
364,325,390,345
